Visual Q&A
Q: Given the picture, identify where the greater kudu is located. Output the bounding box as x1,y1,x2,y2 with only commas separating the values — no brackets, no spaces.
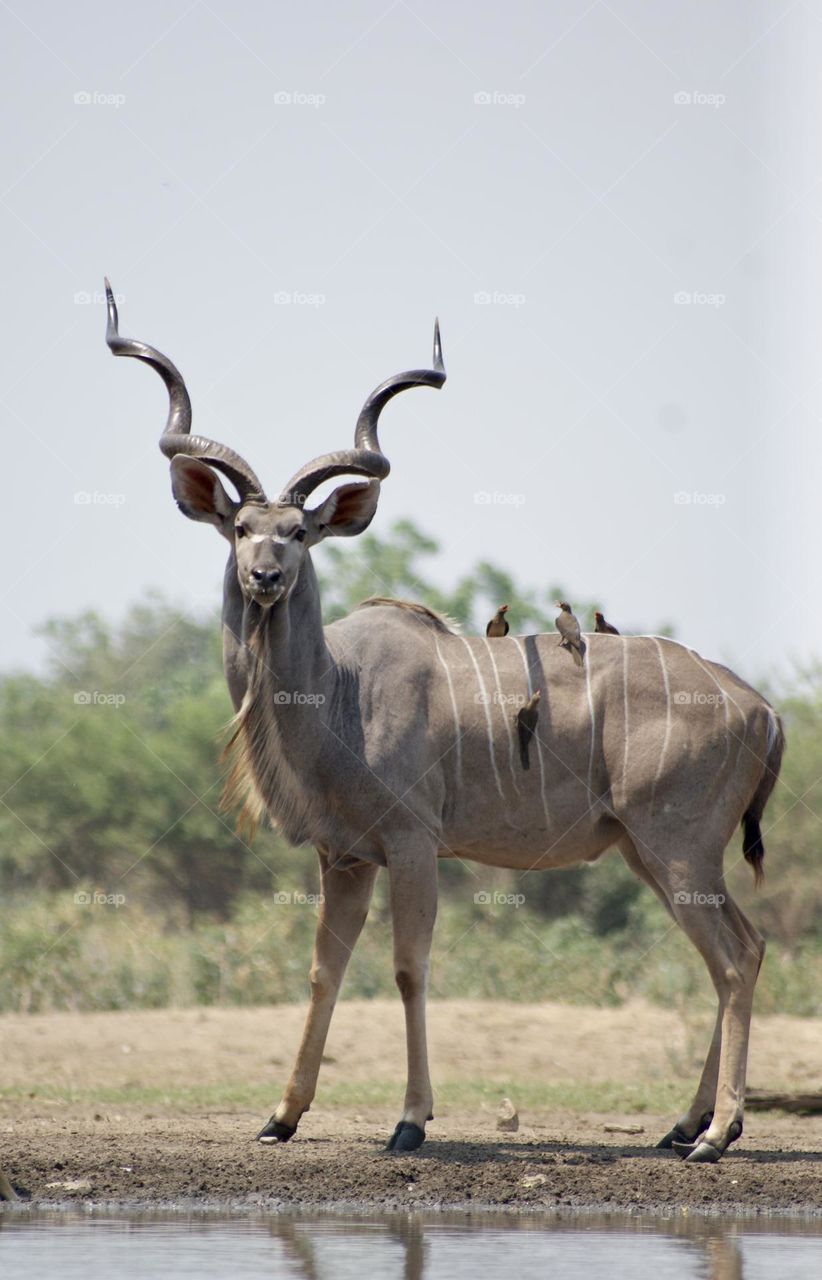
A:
105,282,784,1163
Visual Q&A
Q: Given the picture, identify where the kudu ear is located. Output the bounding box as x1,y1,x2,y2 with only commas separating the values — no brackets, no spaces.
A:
169,456,237,536
308,478,381,541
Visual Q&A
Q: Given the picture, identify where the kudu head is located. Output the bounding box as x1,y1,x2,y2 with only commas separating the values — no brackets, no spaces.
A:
104,281,445,608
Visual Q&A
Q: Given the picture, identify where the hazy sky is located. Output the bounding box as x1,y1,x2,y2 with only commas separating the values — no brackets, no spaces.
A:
2,0,821,685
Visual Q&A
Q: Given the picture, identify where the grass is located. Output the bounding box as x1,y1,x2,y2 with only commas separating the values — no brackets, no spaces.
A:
0,1078,682,1116
2,891,821,1017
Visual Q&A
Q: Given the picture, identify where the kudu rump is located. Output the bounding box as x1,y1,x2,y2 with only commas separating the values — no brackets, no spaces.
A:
105,283,783,1163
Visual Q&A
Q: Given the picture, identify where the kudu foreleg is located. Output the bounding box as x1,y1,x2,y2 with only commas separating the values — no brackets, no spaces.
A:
257,855,377,1143
386,844,438,1153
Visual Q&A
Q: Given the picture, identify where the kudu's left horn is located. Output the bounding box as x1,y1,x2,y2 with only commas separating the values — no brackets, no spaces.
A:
104,279,266,503
279,319,446,506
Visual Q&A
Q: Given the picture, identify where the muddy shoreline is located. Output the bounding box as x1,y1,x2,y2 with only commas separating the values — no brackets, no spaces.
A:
5,1110,821,1216
3,1002,820,1215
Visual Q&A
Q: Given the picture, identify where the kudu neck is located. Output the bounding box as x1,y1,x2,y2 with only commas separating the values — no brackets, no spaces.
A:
243,555,330,687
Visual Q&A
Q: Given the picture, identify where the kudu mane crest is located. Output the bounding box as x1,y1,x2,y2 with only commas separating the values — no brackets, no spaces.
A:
355,597,459,633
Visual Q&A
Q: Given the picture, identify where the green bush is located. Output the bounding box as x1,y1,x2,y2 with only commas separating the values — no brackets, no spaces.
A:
2,890,819,1016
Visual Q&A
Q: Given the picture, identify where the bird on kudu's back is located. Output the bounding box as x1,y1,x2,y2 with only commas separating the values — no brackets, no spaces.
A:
486,604,510,637
555,601,586,667
515,690,541,771
594,610,620,635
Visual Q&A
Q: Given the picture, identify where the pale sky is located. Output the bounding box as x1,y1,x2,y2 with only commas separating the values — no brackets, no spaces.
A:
2,0,821,687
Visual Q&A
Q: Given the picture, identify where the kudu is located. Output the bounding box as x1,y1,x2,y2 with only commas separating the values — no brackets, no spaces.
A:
105,282,784,1163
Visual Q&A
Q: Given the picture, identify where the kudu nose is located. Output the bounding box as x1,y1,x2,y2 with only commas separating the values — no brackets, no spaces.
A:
251,568,282,587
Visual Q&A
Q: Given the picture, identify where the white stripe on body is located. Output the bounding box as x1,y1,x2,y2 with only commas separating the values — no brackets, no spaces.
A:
514,637,551,828
433,636,463,788
483,638,522,796
458,637,505,801
687,649,748,774
584,646,596,801
621,640,630,805
651,638,673,800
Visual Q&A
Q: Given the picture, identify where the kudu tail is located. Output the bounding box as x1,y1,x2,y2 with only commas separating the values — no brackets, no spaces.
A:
741,708,785,887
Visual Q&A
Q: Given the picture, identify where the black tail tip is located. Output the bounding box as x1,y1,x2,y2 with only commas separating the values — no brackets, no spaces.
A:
742,813,765,887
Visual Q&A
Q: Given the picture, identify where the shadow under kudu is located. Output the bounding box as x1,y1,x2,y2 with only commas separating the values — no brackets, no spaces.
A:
403,1135,822,1166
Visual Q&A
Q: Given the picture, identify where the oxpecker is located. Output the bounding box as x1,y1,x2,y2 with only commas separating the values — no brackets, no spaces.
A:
556,601,585,667
486,605,510,637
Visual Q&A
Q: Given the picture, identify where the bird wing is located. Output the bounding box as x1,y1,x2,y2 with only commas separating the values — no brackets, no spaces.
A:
557,614,581,644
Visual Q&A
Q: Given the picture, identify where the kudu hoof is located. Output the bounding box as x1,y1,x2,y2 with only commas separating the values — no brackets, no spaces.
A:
673,1120,741,1164
675,1140,722,1163
385,1121,426,1153
656,1126,690,1150
657,1111,713,1150
256,1117,297,1144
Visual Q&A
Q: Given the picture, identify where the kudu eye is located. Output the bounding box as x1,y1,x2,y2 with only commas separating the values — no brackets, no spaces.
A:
294,528,307,543
235,523,246,538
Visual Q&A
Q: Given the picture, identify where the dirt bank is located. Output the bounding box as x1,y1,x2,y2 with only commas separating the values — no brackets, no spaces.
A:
2,1001,820,1214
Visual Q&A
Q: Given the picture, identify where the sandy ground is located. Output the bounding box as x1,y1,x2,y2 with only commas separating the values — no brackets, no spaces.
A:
1,1000,820,1214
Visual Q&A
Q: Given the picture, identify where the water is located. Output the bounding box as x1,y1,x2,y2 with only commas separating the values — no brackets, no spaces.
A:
1,1210,821,1279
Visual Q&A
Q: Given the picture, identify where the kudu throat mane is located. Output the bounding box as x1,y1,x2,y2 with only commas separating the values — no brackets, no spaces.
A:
221,610,327,846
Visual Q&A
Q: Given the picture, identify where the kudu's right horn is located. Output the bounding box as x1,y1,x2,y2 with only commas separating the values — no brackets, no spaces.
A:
104,279,266,503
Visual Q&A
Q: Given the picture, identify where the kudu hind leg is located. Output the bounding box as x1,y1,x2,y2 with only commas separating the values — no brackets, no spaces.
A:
659,903,765,1152
651,860,763,1163
257,856,378,1143
620,836,718,1148
385,844,438,1153
674,895,764,1163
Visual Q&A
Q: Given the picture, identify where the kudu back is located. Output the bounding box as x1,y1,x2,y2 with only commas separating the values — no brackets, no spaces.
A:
105,283,783,1163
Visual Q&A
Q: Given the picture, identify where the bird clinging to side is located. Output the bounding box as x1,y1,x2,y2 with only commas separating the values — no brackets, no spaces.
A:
486,604,510,637
515,690,541,771
555,601,585,667
594,610,620,635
